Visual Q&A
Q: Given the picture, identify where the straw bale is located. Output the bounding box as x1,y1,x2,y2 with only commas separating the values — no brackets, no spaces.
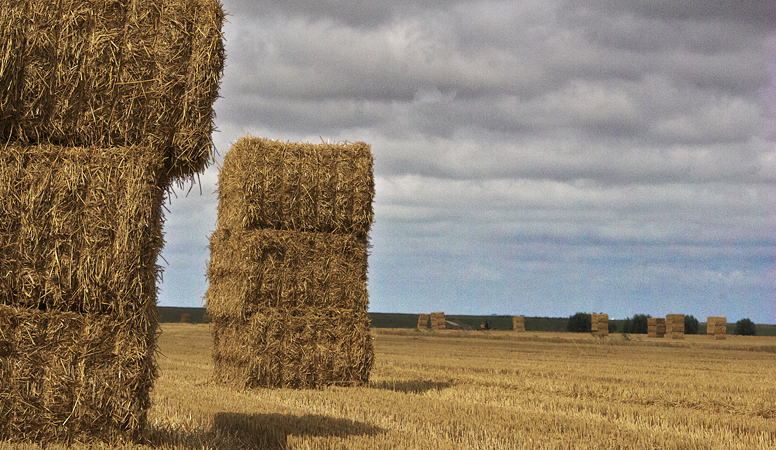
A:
430,312,445,330
707,316,726,339
513,316,525,332
0,0,226,180
417,313,429,330
0,305,156,444
217,137,374,239
180,313,191,323
590,313,609,336
206,228,369,320
647,317,666,337
666,314,685,339
0,143,165,317
212,307,373,389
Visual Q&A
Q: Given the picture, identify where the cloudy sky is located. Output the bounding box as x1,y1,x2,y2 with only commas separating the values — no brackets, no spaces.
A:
158,0,776,324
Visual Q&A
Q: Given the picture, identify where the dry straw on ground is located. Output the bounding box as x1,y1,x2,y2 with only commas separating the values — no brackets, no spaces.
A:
513,316,525,332
0,0,226,181
430,312,446,330
591,314,609,336
648,317,666,338
0,144,164,444
208,137,375,389
418,313,430,330
707,316,727,340
666,314,685,339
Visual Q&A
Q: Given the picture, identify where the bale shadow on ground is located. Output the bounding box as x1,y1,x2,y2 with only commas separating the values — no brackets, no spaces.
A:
211,412,384,450
371,379,452,394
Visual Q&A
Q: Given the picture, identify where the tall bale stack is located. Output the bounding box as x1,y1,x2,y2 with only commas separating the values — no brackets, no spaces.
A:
707,316,727,340
0,145,165,444
0,0,226,180
417,313,430,330
666,314,685,339
208,138,375,389
0,0,225,443
591,314,609,336
429,312,446,330
513,316,525,332
648,317,666,337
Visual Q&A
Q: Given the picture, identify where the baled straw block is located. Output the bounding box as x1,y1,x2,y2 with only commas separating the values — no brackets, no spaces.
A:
666,314,685,339
0,305,157,444
648,317,666,337
430,312,445,330
707,316,726,339
591,313,609,336
0,143,165,318
513,316,525,332
212,307,374,389
0,0,225,180
217,137,374,239
206,228,369,320
418,313,429,330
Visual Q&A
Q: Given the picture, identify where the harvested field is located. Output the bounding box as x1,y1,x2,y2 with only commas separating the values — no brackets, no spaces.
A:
5,324,773,449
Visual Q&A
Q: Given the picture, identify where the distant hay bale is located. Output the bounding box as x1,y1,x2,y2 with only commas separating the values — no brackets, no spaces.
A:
430,312,446,330
707,316,727,340
180,313,191,324
417,313,430,330
591,314,609,336
0,0,226,180
208,138,374,389
648,317,666,338
666,314,685,339
512,316,525,332
0,144,164,444
216,137,374,240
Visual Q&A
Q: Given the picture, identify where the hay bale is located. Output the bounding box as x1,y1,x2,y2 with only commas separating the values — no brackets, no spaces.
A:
430,312,445,330
212,307,373,389
0,0,226,180
0,144,163,443
512,316,525,332
417,313,429,330
666,314,685,339
216,137,374,239
647,317,666,338
591,313,609,336
180,313,191,323
206,228,369,320
0,306,157,444
208,138,375,389
707,316,727,339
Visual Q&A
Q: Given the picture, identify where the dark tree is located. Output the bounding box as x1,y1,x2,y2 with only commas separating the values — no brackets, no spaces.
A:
567,312,592,333
684,315,699,335
734,318,757,336
608,321,618,333
622,314,650,334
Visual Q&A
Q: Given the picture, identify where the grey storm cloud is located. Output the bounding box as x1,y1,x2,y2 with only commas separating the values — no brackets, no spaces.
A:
157,0,776,324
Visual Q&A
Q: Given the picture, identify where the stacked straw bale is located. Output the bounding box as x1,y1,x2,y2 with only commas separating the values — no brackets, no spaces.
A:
666,314,685,339
707,316,727,340
0,144,165,443
0,0,226,180
513,316,525,332
591,314,609,336
430,312,446,330
208,137,374,389
417,313,430,330
648,317,666,337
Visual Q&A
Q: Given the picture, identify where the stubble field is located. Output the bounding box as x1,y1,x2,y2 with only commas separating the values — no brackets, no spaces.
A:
3,324,775,449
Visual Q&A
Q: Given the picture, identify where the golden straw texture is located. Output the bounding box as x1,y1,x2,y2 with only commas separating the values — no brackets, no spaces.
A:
513,316,525,332
217,137,374,239
0,0,225,180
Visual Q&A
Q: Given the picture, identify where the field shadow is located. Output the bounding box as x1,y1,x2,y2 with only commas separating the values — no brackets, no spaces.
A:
371,379,452,394
210,412,383,449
